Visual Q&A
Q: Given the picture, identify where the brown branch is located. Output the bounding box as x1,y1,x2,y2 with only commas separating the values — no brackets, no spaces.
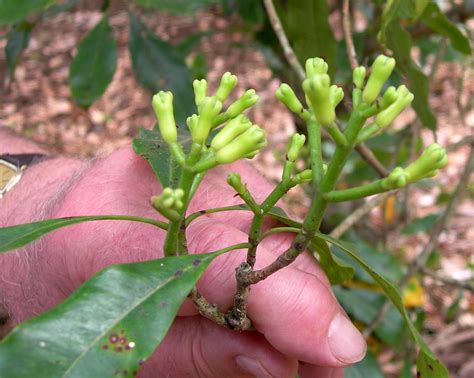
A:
188,288,230,329
262,0,305,81
364,143,474,338
342,0,358,70
355,144,389,177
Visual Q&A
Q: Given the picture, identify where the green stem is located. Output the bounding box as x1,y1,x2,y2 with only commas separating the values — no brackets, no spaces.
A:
185,204,248,226
325,179,390,202
326,122,347,146
164,143,203,257
261,226,300,240
306,117,324,189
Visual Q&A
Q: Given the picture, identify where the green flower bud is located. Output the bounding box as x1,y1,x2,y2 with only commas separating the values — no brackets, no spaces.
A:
186,114,199,135
227,172,246,194
383,167,408,189
215,125,267,164
276,83,304,113
151,188,185,221
329,85,344,107
375,85,414,128
225,89,259,118
293,169,313,184
194,97,222,144
352,66,366,89
404,144,448,182
152,91,177,144
303,74,335,126
305,57,328,78
210,115,252,151
379,86,397,110
287,133,306,162
216,72,238,102
193,79,208,108
362,55,396,104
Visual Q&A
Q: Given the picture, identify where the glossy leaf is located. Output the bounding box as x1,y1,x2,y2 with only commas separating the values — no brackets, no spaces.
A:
334,287,405,345
345,350,384,378
5,20,33,81
128,12,195,125
133,0,217,14
0,0,53,25
133,126,192,187
377,0,416,45
401,213,440,235
0,252,219,377
69,16,117,106
0,215,166,253
421,2,471,55
275,0,337,77
386,22,437,130
311,238,355,285
319,234,449,378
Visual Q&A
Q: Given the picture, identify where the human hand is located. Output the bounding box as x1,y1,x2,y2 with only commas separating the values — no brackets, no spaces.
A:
2,146,366,377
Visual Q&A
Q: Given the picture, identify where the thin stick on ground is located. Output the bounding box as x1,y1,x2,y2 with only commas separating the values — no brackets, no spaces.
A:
363,144,474,338
421,268,474,293
330,192,392,239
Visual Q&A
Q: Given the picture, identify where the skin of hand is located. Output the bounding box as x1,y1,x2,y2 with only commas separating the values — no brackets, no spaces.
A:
0,138,366,377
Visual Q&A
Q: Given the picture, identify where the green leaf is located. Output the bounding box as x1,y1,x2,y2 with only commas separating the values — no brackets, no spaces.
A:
311,239,355,285
378,0,416,45
421,2,471,55
334,287,405,345
0,0,53,25
319,234,449,378
133,126,192,187
133,0,217,14
386,22,437,130
0,252,219,376
176,31,212,56
128,12,195,125
401,213,440,235
345,350,384,378
69,16,117,107
5,20,33,81
0,215,165,253
274,0,337,77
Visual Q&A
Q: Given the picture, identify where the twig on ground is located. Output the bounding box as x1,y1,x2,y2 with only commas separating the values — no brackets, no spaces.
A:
421,268,474,292
364,144,474,338
330,192,392,239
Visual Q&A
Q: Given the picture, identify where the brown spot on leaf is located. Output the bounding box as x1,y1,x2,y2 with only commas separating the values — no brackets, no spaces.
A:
160,300,168,307
115,346,123,352
193,259,201,266
119,337,127,344
109,333,118,343
139,359,146,365
174,270,183,277
102,344,109,350
428,364,433,371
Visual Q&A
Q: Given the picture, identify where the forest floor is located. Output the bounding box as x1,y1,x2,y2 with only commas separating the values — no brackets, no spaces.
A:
0,4,473,377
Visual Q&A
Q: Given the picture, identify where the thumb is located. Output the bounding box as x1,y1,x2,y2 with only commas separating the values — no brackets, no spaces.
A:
139,316,297,377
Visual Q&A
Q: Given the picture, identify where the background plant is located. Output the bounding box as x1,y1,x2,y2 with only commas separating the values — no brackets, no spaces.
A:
1,0,473,376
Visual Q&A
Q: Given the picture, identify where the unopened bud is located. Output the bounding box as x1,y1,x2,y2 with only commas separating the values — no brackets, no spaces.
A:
215,125,267,164
193,79,208,108
276,83,304,113
375,85,413,128
305,57,328,78
287,133,306,162
193,96,222,144
362,55,396,104
404,144,448,182
303,74,334,126
225,89,259,118
352,66,366,89
379,86,397,110
216,72,238,102
211,115,252,151
152,91,177,144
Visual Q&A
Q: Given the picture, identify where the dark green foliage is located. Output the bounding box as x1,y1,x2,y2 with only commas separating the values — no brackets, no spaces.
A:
69,16,117,106
0,253,220,377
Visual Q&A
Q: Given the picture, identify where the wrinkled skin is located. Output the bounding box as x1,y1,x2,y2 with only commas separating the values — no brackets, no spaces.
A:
1,146,366,377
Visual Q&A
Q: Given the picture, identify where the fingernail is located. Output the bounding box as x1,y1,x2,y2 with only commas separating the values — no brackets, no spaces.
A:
235,355,272,377
328,313,367,364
